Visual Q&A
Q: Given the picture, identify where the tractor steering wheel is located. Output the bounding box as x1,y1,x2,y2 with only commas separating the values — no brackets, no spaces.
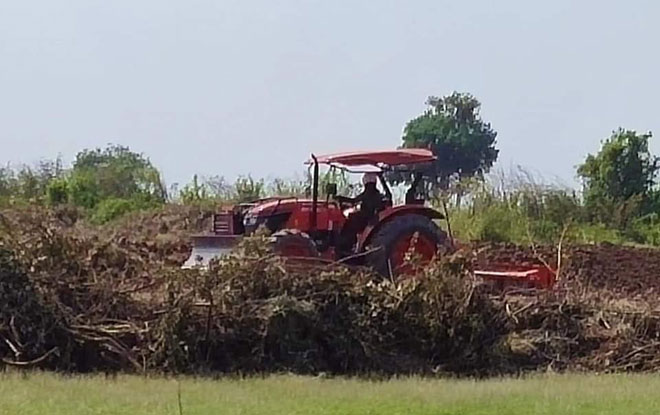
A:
333,195,355,210
337,199,352,210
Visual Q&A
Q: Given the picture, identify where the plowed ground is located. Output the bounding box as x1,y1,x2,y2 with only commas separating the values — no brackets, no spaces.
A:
474,242,660,297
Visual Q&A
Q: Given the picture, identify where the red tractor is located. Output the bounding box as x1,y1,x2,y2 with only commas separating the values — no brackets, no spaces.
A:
184,149,453,277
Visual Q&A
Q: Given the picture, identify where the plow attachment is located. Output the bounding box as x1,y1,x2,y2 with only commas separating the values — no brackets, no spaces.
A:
474,263,556,290
182,234,242,268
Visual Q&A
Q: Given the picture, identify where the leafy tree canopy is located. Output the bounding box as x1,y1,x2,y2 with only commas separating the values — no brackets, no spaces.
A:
64,144,166,209
577,129,659,224
400,92,499,190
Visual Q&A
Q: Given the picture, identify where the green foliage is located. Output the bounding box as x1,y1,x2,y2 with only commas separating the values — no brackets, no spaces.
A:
178,174,264,205
450,200,625,246
178,175,236,206
530,190,583,224
46,178,69,205
69,144,167,208
268,177,308,198
319,168,351,197
68,171,100,209
401,92,499,191
0,159,65,205
578,129,659,227
30,144,169,222
179,175,211,205
445,171,624,245
566,223,625,245
233,175,264,202
9,133,660,245
449,203,531,245
447,129,660,246
91,198,140,224
626,213,660,245
179,174,311,206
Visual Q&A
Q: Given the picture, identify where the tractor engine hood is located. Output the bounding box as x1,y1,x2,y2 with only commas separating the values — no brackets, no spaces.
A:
241,198,309,234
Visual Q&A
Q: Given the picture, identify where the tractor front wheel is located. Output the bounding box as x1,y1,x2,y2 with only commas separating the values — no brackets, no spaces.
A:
366,214,450,278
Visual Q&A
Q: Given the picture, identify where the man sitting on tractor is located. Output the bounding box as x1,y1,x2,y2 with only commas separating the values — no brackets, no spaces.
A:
334,172,385,257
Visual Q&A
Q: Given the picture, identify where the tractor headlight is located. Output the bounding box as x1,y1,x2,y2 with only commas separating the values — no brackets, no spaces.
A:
243,214,258,227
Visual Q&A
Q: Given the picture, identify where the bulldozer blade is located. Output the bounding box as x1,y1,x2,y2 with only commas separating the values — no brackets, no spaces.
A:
182,234,242,269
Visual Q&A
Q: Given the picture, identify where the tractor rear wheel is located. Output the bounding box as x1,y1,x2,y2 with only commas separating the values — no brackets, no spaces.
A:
366,214,450,278
272,229,319,258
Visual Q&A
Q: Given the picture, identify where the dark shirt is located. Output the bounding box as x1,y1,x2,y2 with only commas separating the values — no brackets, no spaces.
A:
336,183,382,217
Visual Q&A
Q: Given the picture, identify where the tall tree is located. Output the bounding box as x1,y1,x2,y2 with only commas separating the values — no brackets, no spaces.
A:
578,129,659,225
400,92,499,192
68,144,167,208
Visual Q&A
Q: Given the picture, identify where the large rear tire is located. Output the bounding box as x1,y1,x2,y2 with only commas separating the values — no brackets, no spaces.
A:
365,214,450,278
272,229,319,258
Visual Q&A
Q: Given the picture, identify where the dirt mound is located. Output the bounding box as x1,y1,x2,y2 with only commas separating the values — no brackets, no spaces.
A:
474,242,660,298
565,244,660,296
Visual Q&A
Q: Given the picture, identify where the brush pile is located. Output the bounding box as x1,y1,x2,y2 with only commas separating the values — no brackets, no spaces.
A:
1,206,660,375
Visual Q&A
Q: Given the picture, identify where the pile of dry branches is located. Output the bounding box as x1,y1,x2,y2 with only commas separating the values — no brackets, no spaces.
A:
0,207,501,375
1,206,659,376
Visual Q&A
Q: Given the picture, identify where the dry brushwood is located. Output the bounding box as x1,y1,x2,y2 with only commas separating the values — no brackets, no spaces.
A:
1,206,660,376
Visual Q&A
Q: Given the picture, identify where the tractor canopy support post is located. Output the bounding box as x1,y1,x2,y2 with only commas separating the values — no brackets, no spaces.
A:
311,154,319,231
377,173,392,201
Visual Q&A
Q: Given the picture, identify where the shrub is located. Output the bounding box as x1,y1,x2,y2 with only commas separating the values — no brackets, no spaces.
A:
46,178,69,205
91,197,160,224
68,171,101,209
478,206,524,243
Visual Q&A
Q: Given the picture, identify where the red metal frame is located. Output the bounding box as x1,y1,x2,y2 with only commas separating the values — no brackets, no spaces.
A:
310,149,436,169
283,201,347,232
212,211,235,235
474,263,556,289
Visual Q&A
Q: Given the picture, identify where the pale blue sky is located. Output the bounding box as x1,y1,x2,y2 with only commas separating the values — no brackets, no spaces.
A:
1,0,659,188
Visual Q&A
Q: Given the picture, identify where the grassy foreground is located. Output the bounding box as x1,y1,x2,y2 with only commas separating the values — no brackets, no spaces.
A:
1,373,660,415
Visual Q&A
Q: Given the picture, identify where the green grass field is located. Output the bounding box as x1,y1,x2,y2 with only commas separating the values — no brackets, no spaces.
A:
1,372,659,415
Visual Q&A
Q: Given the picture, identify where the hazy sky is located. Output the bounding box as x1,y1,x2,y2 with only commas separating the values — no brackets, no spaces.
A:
1,0,659,188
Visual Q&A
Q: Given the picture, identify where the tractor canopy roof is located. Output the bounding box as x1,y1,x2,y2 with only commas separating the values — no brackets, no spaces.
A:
308,149,436,172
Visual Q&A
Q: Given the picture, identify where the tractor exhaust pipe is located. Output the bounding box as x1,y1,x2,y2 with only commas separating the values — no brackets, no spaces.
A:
310,154,319,231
